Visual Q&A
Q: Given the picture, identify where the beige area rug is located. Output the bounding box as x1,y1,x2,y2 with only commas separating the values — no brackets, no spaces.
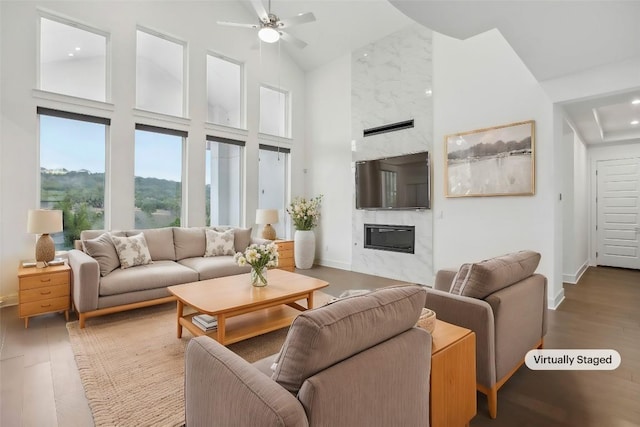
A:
67,303,289,427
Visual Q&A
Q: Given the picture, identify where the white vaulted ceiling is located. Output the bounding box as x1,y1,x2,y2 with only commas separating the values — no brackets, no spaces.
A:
388,0,640,146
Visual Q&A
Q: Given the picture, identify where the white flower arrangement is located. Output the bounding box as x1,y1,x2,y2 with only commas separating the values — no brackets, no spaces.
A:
286,195,323,231
234,242,279,271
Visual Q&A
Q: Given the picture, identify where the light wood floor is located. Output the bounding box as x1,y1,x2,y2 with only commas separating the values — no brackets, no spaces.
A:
1,265,639,426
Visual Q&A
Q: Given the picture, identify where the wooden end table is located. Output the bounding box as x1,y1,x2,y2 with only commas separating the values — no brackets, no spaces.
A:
18,263,70,328
274,239,294,272
430,319,477,427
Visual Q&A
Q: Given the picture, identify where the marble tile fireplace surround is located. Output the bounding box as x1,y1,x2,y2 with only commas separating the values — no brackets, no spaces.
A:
350,24,434,285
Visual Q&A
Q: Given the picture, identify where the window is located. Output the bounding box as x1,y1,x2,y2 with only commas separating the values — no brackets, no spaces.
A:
207,54,243,128
134,125,185,228
136,29,185,117
259,85,289,138
39,16,107,102
205,136,245,227
258,144,290,238
38,108,108,250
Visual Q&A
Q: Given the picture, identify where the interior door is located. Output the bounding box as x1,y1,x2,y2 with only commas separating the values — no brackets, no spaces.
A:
596,158,640,269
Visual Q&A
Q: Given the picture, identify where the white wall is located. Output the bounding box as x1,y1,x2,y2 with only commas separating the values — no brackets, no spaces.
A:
562,124,589,283
0,1,306,302
432,29,562,307
305,54,353,270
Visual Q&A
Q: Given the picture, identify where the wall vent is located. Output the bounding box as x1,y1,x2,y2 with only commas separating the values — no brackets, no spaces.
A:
363,119,414,137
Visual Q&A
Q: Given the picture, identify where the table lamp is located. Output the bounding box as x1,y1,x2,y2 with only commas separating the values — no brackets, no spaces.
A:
255,209,278,240
27,209,63,267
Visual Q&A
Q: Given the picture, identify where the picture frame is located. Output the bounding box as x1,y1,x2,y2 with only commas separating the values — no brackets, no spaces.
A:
444,120,535,197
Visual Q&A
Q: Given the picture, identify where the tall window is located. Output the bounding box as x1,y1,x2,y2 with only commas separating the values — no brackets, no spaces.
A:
207,54,243,128
39,16,108,102
134,125,185,228
259,85,289,138
258,145,290,238
136,29,185,117
205,137,245,227
38,108,108,250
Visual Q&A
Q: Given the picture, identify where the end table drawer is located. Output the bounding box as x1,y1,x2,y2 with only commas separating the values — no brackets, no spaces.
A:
20,296,69,317
20,271,69,290
276,241,293,251
20,284,69,303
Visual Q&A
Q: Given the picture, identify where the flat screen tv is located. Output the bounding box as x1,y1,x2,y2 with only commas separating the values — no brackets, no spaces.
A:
355,152,430,210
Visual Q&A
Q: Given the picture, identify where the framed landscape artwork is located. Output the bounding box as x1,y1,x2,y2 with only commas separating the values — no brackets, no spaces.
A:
445,120,535,197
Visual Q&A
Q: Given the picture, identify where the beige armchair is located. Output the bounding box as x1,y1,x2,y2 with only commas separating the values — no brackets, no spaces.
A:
185,285,432,426
425,251,547,419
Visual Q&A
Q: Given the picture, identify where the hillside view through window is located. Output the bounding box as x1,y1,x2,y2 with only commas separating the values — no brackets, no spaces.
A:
39,115,186,249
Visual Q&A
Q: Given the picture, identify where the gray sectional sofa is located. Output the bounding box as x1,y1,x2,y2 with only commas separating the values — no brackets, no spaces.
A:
68,226,266,328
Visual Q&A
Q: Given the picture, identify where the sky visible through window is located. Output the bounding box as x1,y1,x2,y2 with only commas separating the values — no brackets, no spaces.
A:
40,115,104,172
134,130,182,182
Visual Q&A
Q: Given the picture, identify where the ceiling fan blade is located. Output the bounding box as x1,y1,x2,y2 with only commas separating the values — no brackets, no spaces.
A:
249,0,270,23
217,21,260,29
279,31,308,49
278,12,316,28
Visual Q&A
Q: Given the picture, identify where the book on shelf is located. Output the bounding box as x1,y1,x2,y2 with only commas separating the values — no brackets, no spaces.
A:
192,314,218,332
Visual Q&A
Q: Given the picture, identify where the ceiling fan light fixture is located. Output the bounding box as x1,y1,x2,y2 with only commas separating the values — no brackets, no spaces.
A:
258,27,280,43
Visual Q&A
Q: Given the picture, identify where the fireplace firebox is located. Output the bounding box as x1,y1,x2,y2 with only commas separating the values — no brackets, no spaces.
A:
364,224,415,254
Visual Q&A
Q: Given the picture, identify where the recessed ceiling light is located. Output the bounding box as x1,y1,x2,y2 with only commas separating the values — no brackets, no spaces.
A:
75,47,81,51
363,53,368,57
425,89,433,96
68,53,74,57
632,99,640,105
631,120,639,125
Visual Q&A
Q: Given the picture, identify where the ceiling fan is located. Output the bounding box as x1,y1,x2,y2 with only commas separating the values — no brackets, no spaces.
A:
217,0,316,48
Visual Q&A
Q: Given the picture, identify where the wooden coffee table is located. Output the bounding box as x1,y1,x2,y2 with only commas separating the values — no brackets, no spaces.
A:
168,269,329,345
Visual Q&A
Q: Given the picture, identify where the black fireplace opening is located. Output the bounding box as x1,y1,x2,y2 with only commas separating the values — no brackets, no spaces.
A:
364,224,415,254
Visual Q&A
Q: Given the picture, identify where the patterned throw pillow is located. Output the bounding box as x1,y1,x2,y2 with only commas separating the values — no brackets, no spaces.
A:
204,229,236,257
110,233,153,269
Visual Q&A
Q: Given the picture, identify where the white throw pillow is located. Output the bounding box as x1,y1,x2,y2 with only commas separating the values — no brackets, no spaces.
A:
204,229,236,257
110,233,153,269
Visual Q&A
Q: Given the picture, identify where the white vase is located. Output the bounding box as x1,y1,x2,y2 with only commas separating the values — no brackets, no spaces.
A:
294,230,315,269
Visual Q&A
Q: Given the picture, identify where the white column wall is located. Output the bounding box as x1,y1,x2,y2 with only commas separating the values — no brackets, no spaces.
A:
0,1,306,303
305,54,353,270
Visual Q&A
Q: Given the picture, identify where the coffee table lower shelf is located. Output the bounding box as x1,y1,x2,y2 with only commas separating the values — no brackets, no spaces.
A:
179,305,301,345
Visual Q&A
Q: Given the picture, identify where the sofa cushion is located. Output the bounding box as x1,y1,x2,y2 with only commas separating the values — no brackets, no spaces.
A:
110,233,153,269
178,256,251,281
204,229,236,257
127,228,176,261
232,228,252,253
80,230,125,241
271,284,426,394
99,260,199,296
82,232,120,277
174,227,206,260
450,250,541,299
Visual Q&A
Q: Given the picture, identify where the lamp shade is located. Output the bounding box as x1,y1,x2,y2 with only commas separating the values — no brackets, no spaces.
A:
27,209,63,234
256,209,278,225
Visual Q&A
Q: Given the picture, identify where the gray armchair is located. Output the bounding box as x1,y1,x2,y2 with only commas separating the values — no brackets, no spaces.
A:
425,251,547,419
185,285,432,426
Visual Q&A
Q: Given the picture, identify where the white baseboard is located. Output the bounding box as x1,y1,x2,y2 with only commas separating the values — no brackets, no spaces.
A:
562,260,589,284
548,289,565,310
315,258,352,271
0,293,18,308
